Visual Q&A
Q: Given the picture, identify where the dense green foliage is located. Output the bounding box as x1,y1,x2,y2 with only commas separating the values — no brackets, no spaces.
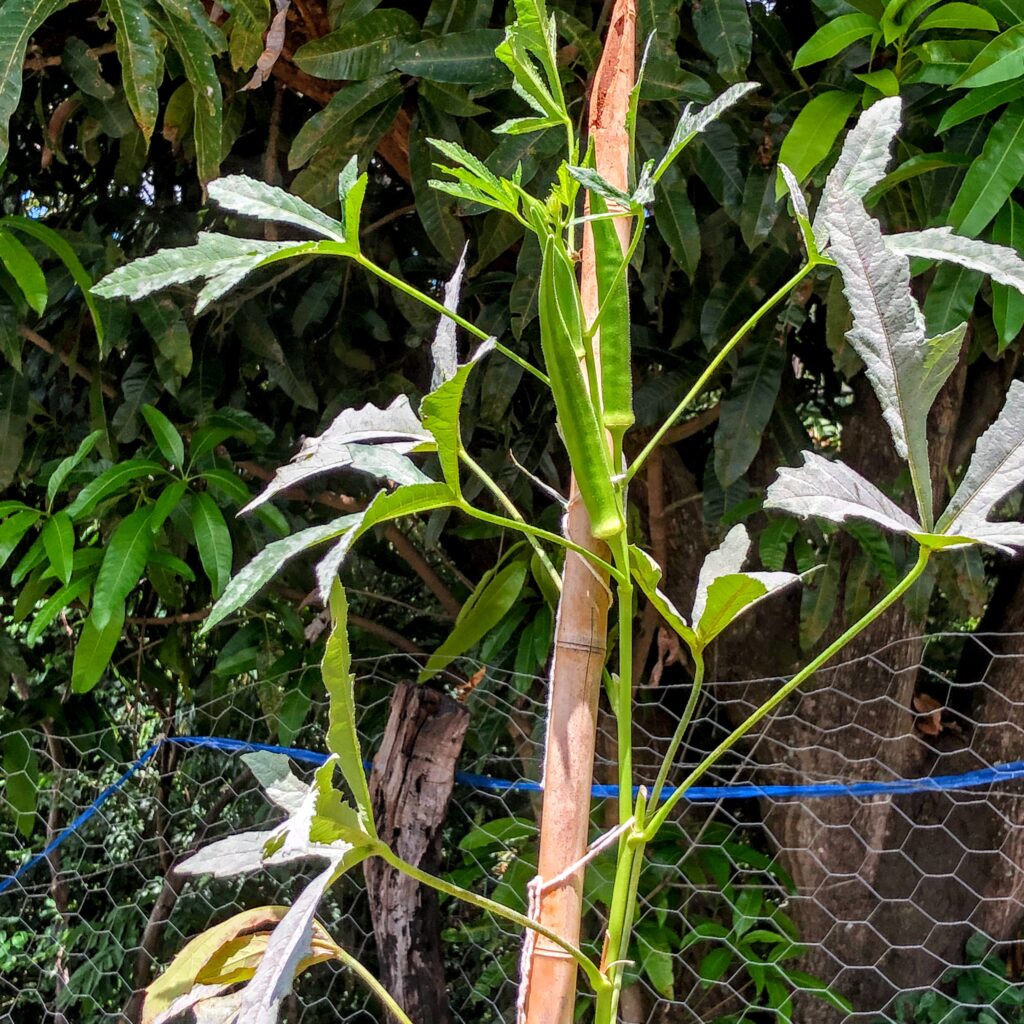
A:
2,0,1024,1020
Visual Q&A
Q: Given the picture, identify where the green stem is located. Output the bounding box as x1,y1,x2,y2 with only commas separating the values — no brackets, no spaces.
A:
333,945,415,1024
642,547,931,839
595,791,647,1024
612,531,635,826
377,844,608,994
648,649,705,812
459,450,562,592
354,254,550,386
456,500,625,583
626,261,816,484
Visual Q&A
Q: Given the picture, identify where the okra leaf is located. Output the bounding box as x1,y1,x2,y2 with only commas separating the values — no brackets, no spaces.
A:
241,752,309,814
822,188,964,527
431,244,467,391
420,340,495,494
812,96,901,248
241,396,432,515
628,546,698,652
418,547,529,682
313,482,456,600
937,379,1024,550
322,584,374,832
777,164,816,258
235,861,344,1022
885,226,1024,293
200,520,357,633
653,81,759,183
207,175,347,244
765,451,923,535
691,525,798,644
93,233,304,313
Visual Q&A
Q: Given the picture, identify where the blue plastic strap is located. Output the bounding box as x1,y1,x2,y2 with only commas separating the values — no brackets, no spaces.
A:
3,734,1023,896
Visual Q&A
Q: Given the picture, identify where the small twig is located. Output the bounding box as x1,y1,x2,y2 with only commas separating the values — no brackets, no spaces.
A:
18,325,116,397
126,609,211,626
349,613,425,656
23,42,116,71
360,204,416,238
235,461,461,617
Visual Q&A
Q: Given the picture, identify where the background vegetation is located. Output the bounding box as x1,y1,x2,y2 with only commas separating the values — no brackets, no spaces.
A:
2,0,1024,1019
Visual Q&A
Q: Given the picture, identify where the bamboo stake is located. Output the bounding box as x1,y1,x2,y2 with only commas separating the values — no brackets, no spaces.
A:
520,5,636,1023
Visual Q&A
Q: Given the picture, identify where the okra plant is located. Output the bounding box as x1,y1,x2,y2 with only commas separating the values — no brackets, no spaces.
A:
93,2,1024,1021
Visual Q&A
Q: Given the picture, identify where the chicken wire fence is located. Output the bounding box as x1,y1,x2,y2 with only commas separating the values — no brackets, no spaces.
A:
2,631,1024,1024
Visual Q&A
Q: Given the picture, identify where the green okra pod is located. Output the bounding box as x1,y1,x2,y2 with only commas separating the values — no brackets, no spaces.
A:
589,193,634,443
538,235,625,539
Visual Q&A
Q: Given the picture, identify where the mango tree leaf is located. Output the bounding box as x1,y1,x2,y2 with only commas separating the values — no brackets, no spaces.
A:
0,230,46,314
812,95,901,242
0,510,42,570
105,0,164,139
949,100,1024,237
242,397,431,516
292,9,418,79
140,404,185,466
654,165,702,277
920,2,999,30
765,451,923,535
191,492,232,597
792,14,880,68
714,335,786,487
0,368,27,488
822,188,964,526
396,29,506,84
420,340,495,494
937,379,1024,550
991,199,1024,349
418,547,529,681
4,216,106,348
207,176,347,243
886,226,1024,292
65,459,167,520
938,79,1024,132
693,0,752,82
313,482,457,599
323,583,374,828
201,520,354,633
777,91,860,198
26,577,92,644
3,732,38,839
72,601,125,693
922,263,983,334
41,512,74,586
956,23,1024,87
0,0,73,163
288,74,403,171
92,507,153,628
155,9,224,184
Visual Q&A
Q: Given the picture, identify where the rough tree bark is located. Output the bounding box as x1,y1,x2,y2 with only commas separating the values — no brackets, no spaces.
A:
365,682,469,1024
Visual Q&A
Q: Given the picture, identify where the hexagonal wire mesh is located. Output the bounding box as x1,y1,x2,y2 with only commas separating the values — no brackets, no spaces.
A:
2,631,1023,1023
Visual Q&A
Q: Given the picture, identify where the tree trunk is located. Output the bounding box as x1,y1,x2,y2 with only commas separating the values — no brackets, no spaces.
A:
365,682,469,1024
